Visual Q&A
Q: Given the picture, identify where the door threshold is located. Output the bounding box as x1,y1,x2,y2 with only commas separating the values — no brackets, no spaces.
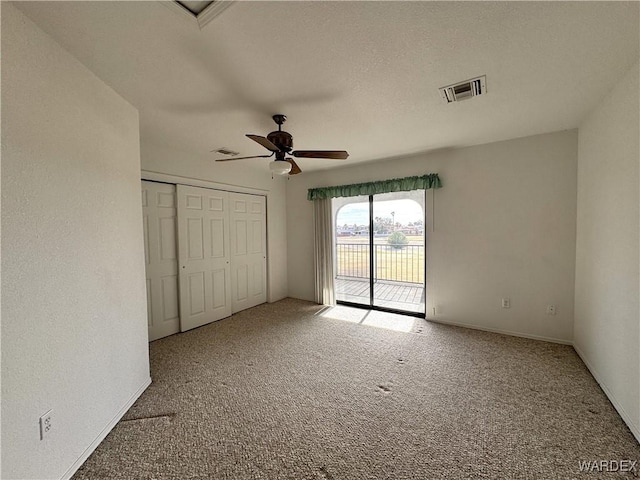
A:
336,301,425,319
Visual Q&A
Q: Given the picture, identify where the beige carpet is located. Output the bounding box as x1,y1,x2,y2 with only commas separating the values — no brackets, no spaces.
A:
73,298,639,479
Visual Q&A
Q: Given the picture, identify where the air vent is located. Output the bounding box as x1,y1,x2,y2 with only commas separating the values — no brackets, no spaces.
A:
214,148,239,156
439,76,486,103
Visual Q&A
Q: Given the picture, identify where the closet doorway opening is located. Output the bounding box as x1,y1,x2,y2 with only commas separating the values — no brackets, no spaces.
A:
333,190,425,316
141,180,267,341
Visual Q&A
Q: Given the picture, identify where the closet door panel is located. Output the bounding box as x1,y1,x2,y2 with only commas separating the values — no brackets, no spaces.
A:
141,181,180,341
177,185,231,331
230,193,267,313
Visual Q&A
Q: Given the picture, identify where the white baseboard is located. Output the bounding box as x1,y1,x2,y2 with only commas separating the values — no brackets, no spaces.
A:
61,377,152,480
425,317,573,345
572,344,640,444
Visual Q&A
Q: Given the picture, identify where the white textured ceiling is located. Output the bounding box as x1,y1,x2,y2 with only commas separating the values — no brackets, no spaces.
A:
13,1,640,172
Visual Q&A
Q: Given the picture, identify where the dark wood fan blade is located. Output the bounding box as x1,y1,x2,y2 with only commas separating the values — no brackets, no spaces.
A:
215,154,273,162
291,150,349,160
246,134,280,152
286,158,302,175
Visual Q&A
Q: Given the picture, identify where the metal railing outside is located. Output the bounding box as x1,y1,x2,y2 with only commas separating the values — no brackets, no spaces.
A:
336,243,424,284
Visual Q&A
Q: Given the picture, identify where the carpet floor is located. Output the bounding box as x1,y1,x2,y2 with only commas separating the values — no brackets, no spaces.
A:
73,298,639,479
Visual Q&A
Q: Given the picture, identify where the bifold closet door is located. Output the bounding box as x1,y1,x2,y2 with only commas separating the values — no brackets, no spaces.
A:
229,193,267,313
141,181,180,341
177,185,232,332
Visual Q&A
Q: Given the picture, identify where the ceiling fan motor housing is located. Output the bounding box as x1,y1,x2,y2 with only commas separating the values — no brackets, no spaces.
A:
267,130,293,152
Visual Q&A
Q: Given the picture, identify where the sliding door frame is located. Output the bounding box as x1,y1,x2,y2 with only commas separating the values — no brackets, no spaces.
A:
336,191,426,319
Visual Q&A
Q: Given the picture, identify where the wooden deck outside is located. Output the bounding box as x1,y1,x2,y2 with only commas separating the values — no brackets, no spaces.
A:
335,277,425,314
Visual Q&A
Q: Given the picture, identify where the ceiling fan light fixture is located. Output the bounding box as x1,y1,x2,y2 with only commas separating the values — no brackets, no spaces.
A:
215,114,349,175
269,160,292,175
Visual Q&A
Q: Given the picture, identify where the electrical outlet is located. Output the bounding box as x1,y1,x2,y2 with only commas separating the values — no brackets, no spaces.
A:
502,298,510,308
39,410,52,440
546,304,556,315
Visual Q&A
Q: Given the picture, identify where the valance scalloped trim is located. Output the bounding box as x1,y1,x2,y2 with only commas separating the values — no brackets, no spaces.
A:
307,173,442,201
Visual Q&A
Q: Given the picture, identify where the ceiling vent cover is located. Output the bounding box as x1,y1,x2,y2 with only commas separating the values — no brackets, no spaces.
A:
214,148,239,156
439,75,486,103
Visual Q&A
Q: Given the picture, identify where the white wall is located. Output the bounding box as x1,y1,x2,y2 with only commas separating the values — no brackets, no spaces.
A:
140,141,288,303
288,131,578,343
574,61,640,442
1,4,150,479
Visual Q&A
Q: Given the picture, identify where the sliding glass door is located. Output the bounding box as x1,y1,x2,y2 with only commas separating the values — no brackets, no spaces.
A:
372,191,425,313
334,191,425,315
334,195,370,307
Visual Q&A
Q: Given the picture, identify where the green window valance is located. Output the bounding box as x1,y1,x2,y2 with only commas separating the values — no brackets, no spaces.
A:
307,173,442,201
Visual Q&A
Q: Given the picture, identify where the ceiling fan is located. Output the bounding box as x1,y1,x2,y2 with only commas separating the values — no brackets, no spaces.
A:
214,114,349,175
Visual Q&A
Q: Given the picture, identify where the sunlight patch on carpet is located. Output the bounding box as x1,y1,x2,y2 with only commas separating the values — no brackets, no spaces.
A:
318,305,418,333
